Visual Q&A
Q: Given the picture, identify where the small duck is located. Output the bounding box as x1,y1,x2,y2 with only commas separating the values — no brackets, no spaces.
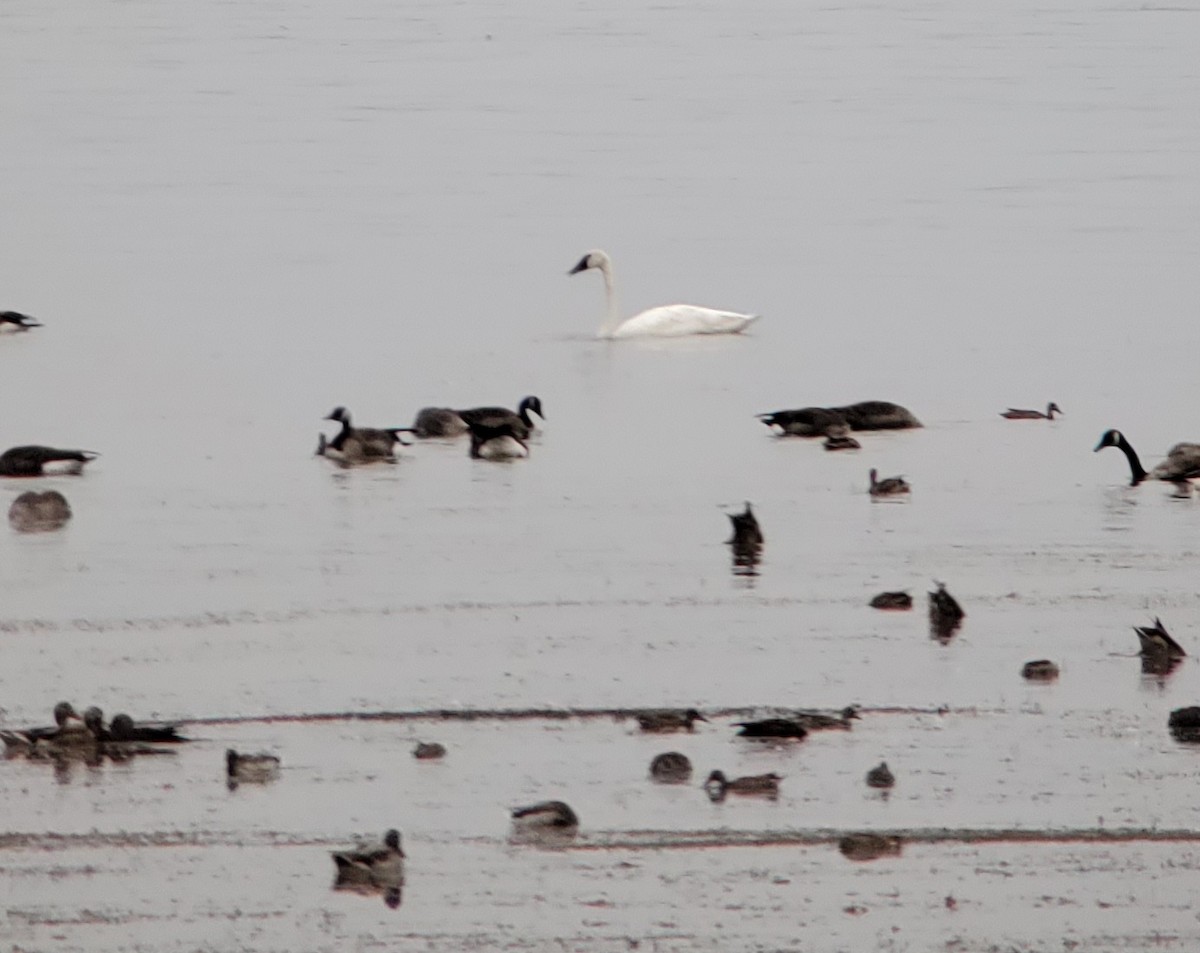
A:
839,833,902,861
823,433,862,451
870,591,912,610
510,800,579,830
413,741,446,760
1134,618,1186,660
726,502,764,549
321,407,412,464
1021,659,1060,681
704,770,782,800
467,420,529,460
331,828,406,888
636,708,708,733
413,396,544,440
1,701,87,751
649,751,693,783
793,705,861,731
733,718,808,740
0,446,98,477
1094,429,1200,487
868,468,910,498
226,748,281,787
1001,402,1061,420
8,490,71,532
866,761,895,789
0,311,41,331
1168,707,1200,742
928,581,965,638
109,713,189,744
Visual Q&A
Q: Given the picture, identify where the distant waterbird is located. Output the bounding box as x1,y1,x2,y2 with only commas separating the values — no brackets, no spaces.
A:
868,468,910,498
1094,429,1200,487
0,446,98,477
649,751,693,783
0,311,42,331
870,591,913,610
704,769,782,800
1001,402,1061,420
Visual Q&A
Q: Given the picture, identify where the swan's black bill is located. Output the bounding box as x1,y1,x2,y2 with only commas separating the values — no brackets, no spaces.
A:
568,256,591,275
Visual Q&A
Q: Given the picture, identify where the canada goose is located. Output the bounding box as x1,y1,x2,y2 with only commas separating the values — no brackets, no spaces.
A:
839,833,902,861
649,751,693,783
704,769,782,799
635,708,708,733
510,800,579,829
870,591,912,610
0,446,98,477
412,397,544,440
331,829,405,888
468,420,529,460
1168,707,1200,742
0,311,42,331
868,469,910,498
413,741,446,760
8,490,71,531
225,748,280,787
568,249,759,339
1021,659,1060,681
1001,402,1061,420
733,718,808,740
757,401,921,436
321,407,412,462
866,761,895,789
928,581,965,637
0,701,86,751
726,502,763,549
1134,618,1186,661
109,713,189,744
792,706,861,731
1094,429,1200,487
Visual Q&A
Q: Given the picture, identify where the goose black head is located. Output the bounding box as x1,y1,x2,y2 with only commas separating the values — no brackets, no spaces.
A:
518,396,544,423
110,713,135,740
324,406,350,424
53,701,80,726
1094,429,1122,452
384,829,403,853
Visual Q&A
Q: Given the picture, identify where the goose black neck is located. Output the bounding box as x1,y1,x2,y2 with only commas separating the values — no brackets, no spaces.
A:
329,418,353,451
1118,436,1148,485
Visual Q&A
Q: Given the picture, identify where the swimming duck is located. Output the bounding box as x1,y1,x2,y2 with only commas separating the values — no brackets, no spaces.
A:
865,761,895,789
412,397,544,440
635,708,708,733
928,582,965,637
704,770,782,799
0,311,41,331
649,751,693,783
823,433,862,451
1021,659,1060,681
839,833,902,861
510,800,579,830
1001,402,1061,420
331,829,406,887
793,706,861,731
467,420,529,460
321,407,412,463
726,502,763,549
226,748,280,786
1,701,86,751
413,741,446,760
733,718,808,740
1094,429,1200,487
8,490,71,531
0,446,98,477
109,713,189,743
868,469,910,498
870,591,912,610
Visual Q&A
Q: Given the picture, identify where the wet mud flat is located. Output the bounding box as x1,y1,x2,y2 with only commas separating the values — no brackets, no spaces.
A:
5,712,1200,952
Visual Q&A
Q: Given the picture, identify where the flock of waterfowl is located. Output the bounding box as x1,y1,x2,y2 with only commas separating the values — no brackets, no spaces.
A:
5,250,1200,913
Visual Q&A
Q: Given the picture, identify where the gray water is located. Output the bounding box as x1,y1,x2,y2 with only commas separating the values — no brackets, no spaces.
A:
3,0,1200,950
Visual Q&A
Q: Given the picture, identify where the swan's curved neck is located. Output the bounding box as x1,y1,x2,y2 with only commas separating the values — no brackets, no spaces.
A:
1118,436,1148,485
595,260,622,339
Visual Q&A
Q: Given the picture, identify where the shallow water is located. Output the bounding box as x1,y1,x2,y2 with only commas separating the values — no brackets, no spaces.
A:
3,0,1200,949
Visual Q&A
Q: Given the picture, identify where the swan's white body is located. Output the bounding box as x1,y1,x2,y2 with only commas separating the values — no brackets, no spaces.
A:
569,249,760,339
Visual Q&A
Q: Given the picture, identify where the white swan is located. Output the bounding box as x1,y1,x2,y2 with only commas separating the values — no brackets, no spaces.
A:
568,249,760,339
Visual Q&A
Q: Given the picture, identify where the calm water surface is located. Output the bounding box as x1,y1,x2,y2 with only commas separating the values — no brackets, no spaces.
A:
2,0,1200,949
